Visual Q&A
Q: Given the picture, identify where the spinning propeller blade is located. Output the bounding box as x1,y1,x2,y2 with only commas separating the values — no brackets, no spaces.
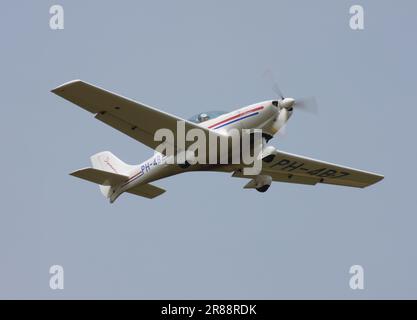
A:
263,69,319,114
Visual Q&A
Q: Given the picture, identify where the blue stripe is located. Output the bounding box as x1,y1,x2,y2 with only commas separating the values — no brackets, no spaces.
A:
214,112,259,130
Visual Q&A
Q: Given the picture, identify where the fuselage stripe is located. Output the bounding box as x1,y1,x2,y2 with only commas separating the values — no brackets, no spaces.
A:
208,105,264,129
213,112,259,130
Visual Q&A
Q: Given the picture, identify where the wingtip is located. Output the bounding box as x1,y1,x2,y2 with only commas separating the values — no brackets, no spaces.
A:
51,79,83,94
365,173,384,188
376,174,385,183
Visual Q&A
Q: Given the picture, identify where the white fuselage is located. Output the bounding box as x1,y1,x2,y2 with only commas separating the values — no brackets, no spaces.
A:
109,100,289,202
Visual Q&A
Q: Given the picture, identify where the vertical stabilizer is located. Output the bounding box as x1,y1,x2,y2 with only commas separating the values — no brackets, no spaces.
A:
90,151,135,198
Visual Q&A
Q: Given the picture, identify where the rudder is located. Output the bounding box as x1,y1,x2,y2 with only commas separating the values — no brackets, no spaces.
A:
90,151,136,198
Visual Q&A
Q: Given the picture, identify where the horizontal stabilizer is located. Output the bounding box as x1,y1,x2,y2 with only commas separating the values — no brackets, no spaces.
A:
70,168,128,186
126,183,166,199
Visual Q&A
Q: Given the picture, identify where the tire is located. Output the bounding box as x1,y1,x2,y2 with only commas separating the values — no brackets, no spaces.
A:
256,184,270,193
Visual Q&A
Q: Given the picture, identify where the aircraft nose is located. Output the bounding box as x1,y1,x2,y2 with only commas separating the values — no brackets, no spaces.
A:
281,98,295,109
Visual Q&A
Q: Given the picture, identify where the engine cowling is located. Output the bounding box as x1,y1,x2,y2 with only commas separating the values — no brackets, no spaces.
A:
243,175,272,193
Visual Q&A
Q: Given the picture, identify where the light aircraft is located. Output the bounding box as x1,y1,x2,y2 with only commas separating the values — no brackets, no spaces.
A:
52,80,383,203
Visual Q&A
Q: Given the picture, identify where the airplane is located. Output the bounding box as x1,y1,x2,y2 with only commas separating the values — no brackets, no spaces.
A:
51,80,384,203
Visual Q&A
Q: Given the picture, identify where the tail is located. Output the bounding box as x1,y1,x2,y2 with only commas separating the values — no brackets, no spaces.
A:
70,151,166,202
89,151,136,198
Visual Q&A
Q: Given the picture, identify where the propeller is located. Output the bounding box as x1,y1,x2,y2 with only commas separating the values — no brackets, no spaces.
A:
272,106,289,135
263,69,284,99
293,96,319,115
263,69,319,114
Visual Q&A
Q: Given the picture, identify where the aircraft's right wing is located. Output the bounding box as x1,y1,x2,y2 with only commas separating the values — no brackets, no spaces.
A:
233,149,384,188
51,80,223,154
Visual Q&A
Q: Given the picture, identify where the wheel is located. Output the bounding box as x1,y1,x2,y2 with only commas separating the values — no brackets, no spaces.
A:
256,184,270,193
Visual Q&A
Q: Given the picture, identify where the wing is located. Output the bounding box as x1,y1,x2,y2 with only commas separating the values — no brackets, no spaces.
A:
51,80,221,153
233,149,384,188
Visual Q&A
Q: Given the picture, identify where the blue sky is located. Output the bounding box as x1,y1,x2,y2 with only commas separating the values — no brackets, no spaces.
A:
0,0,416,298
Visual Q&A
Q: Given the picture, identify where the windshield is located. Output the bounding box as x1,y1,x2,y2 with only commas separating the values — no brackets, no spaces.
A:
188,110,228,124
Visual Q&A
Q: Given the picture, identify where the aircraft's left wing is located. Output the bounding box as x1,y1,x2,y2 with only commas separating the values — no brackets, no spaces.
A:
52,80,222,153
233,149,384,188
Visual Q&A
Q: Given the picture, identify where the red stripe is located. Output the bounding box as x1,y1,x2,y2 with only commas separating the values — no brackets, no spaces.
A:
208,106,264,129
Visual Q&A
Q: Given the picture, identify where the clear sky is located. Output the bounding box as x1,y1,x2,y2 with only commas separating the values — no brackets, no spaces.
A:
1,0,416,299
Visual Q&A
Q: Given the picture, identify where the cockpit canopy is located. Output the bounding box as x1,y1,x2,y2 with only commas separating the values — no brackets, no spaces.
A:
188,111,228,124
